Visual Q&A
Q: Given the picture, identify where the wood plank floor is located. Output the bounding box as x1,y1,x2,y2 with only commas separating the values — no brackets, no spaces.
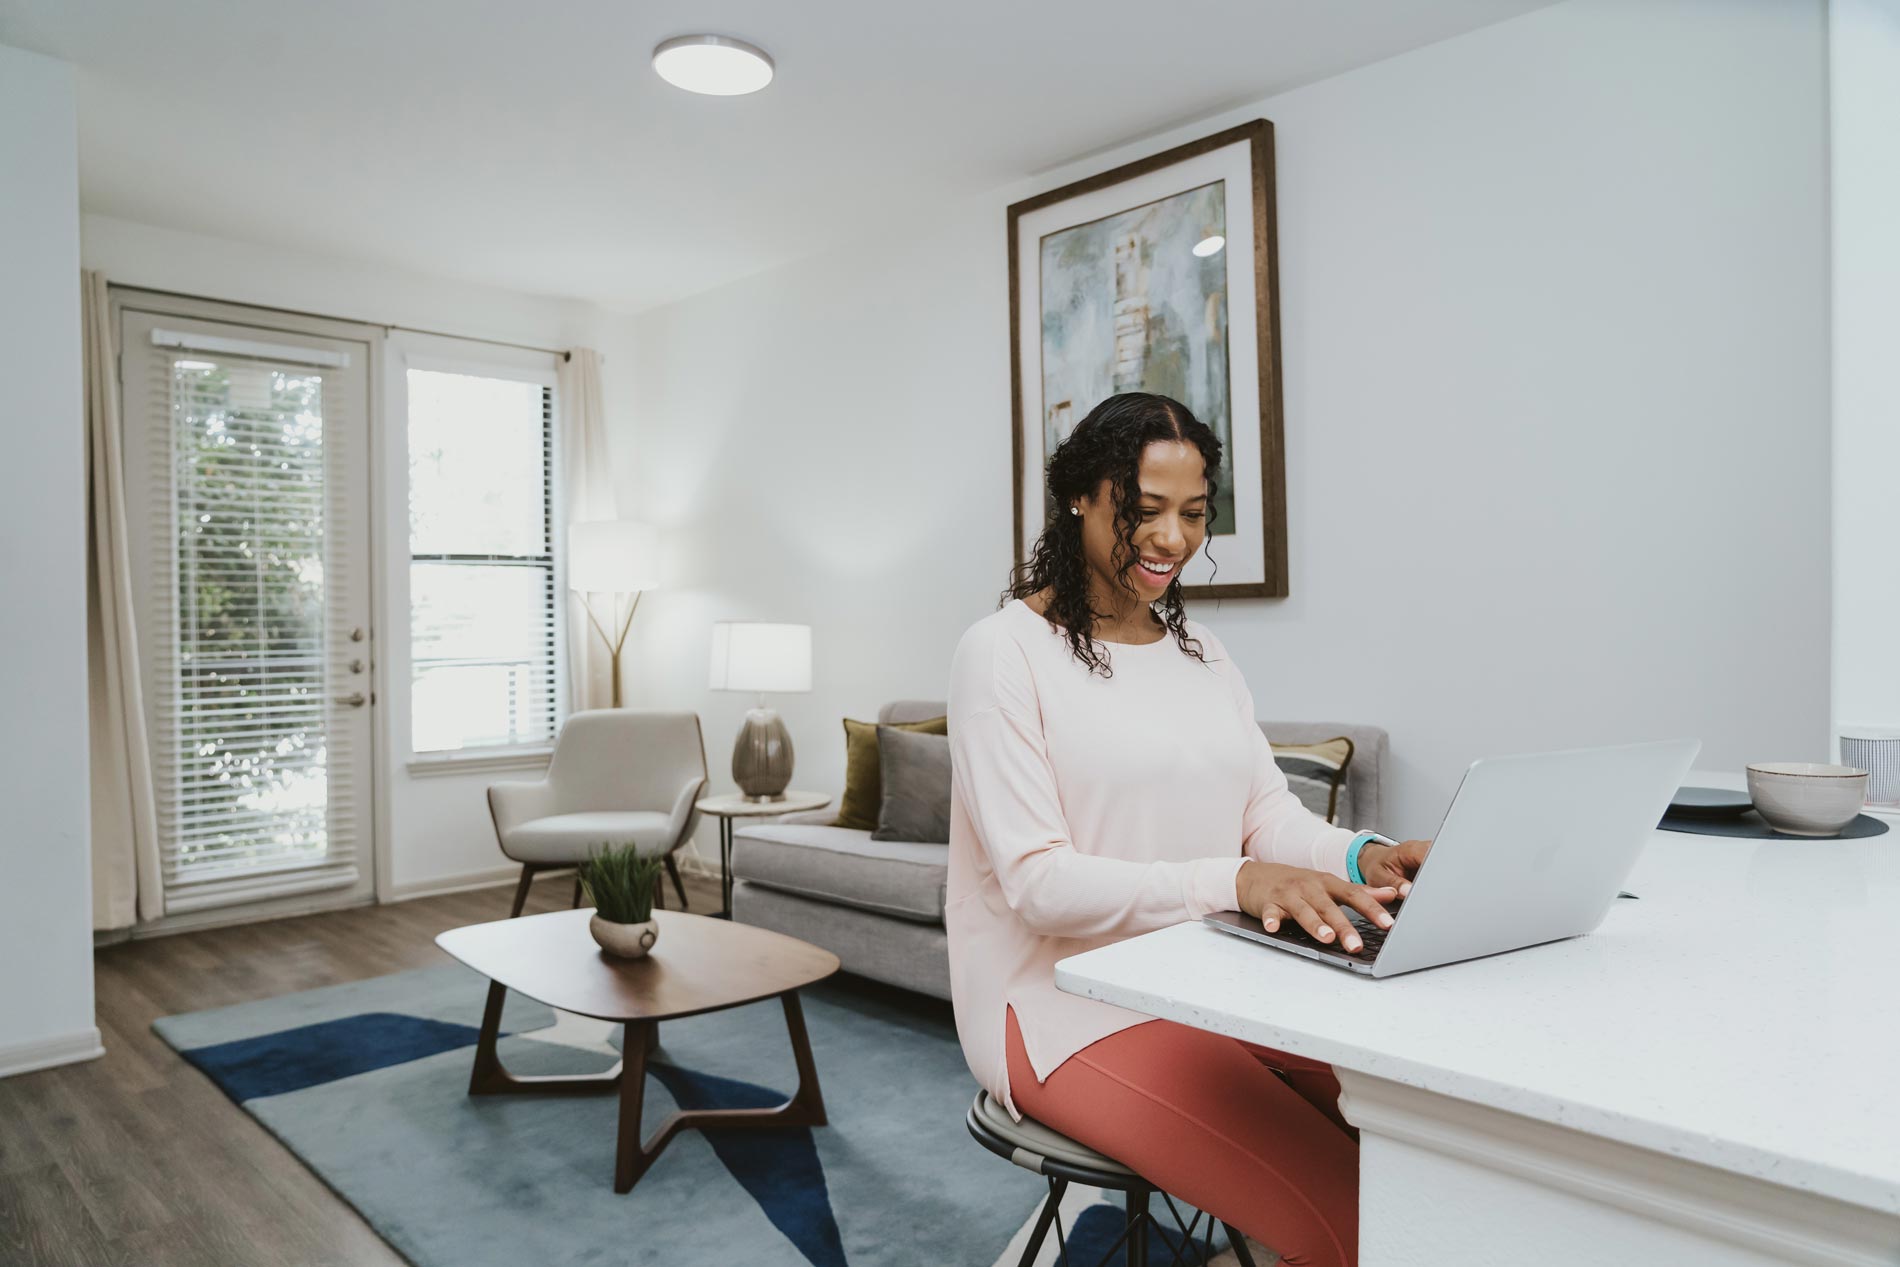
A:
0,869,723,1267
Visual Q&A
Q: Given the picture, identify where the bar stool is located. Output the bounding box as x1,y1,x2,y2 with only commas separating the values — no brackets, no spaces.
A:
967,1091,1259,1267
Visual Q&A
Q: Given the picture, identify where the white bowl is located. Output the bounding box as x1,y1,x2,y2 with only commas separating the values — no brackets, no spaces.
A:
1745,763,1867,837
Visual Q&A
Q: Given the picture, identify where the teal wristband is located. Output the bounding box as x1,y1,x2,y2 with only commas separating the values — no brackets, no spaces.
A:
1345,832,1377,886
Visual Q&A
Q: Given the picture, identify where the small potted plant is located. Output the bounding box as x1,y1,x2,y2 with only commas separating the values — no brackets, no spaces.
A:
579,843,665,959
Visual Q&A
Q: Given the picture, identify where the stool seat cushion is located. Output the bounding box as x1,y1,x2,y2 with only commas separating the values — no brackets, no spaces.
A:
971,1091,1136,1178
501,811,677,863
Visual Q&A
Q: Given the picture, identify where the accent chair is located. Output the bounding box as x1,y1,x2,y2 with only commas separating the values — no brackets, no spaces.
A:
487,709,709,918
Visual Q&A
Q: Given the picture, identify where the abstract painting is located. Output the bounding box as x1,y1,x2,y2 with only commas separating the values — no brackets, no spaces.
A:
1009,120,1289,598
1038,180,1235,538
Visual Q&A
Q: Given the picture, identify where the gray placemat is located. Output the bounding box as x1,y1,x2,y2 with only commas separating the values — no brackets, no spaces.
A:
1659,810,1890,840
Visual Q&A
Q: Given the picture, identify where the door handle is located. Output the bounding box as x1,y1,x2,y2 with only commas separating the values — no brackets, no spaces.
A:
335,691,368,708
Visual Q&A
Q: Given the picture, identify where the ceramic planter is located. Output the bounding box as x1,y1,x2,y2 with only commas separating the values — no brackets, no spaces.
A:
589,914,659,959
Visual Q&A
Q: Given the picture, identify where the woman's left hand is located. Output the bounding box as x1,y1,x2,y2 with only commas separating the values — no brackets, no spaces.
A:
1358,839,1432,896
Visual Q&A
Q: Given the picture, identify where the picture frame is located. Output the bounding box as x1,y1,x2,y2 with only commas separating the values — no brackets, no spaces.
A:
1008,119,1288,599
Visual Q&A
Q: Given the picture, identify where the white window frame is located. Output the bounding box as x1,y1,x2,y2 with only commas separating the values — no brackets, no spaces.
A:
383,333,568,772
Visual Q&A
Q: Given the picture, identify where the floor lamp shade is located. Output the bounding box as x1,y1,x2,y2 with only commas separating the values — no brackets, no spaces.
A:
710,622,811,800
568,521,660,708
568,521,661,594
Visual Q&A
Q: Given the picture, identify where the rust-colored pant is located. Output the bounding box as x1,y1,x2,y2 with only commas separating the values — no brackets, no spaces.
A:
1006,1007,1358,1267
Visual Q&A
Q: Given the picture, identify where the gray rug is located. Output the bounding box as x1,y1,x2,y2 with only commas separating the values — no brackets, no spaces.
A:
151,963,1213,1266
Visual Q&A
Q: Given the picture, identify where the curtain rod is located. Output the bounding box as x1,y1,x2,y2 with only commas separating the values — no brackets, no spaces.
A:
114,283,573,361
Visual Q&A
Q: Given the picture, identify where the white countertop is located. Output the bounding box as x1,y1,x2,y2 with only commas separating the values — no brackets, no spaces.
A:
1054,827,1900,1214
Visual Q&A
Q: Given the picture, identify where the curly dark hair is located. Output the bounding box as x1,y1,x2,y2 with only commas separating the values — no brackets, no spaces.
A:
1003,392,1222,676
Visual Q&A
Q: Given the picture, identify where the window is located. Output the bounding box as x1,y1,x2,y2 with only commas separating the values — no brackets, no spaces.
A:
406,366,562,754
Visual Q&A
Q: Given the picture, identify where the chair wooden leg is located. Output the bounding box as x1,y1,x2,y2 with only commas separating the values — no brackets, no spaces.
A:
652,871,665,911
664,855,689,911
572,873,584,909
508,864,537,918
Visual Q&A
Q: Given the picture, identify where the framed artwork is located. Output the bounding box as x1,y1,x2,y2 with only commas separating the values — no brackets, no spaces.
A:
1008,119,1288,599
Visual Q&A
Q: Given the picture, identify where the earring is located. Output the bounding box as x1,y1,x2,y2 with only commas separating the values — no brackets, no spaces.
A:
1069,506,1080,516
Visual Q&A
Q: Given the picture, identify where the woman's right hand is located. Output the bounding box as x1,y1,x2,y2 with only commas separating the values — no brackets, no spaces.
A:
1236,860,1398,955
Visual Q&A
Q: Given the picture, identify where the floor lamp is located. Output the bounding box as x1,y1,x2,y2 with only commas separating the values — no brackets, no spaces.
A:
567,521,660,708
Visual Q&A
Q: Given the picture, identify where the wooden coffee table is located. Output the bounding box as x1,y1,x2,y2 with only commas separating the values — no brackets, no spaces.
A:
435,908,840,1193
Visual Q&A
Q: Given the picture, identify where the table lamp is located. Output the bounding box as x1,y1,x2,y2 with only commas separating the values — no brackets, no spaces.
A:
709,621,811,801
568,520,661,708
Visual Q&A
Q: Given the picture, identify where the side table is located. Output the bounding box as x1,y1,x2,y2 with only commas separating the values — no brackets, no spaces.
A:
694,790,832,918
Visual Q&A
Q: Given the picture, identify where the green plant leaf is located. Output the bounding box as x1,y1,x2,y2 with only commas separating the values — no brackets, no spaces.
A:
577,842,664,924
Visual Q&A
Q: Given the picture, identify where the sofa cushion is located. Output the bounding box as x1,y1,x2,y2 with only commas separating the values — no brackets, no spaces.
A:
872,725,952,844
834,714,947,831
502,811,678,863
730,823,948,922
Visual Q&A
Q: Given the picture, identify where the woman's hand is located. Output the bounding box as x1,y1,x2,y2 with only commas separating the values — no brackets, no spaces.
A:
1357,839,1433,896
1236,860,1397,954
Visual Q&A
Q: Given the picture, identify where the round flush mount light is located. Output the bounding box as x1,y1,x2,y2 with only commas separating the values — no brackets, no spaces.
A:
652,34,775,96
1192,235,1226,258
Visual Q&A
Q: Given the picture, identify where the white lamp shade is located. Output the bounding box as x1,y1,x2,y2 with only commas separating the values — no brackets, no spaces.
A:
709,622,811,693
568,521,661,593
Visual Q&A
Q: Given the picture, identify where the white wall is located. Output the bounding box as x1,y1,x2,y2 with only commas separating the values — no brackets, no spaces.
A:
0,44,100,1074
1830,0,1900,741
85,213,641,900
619,0,1831,841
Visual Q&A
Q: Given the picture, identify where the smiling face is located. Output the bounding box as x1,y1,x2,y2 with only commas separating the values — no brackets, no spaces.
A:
1074,439,1209,609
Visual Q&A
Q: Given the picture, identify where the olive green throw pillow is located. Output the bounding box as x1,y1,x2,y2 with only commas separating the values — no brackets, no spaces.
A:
834,714,948,831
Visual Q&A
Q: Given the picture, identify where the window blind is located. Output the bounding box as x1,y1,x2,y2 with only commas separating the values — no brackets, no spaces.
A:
406,368,561,754
141,345,362,912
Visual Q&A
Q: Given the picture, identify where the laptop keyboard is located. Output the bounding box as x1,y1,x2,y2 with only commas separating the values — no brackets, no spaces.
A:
1274,909,1390,962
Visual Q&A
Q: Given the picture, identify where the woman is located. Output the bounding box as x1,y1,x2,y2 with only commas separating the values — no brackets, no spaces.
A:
946,392,1429,1267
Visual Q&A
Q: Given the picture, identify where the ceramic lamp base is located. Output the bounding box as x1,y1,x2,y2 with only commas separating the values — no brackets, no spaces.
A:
733,707,794,801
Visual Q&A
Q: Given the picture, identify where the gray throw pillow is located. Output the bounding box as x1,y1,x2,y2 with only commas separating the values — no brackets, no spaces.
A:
870,724,952,844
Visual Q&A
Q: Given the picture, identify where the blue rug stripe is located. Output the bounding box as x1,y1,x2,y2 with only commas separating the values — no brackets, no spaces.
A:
648,1061,847,1267
179,1012,490,1102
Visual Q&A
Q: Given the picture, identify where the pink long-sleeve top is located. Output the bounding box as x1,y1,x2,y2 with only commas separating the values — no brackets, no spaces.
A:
946,598,1361,1118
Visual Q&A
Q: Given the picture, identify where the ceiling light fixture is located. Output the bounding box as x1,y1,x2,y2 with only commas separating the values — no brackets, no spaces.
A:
1192,235,1226,258
652,34,775,96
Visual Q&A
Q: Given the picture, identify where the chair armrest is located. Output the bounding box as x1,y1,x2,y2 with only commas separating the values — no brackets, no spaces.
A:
487,778,558,845
664,775,709,850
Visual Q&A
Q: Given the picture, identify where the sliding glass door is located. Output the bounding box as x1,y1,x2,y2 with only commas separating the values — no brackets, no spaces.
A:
119,303,376,916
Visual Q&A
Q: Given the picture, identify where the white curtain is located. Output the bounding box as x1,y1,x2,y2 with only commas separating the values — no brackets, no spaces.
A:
84,271,163,928
559,348,619,711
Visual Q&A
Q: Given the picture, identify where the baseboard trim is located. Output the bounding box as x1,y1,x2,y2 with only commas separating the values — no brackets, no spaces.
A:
0,1028,105,1079
382,864,574,903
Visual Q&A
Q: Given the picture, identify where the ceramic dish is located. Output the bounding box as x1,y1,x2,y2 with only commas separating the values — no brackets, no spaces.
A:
1744,763,1868,837
1665,786,1755,820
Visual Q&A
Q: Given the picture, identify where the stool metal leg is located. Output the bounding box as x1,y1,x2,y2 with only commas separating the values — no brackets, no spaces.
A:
1221,1223,1259,1267
1016,1176,1067,1267
1126,1188,1150,1267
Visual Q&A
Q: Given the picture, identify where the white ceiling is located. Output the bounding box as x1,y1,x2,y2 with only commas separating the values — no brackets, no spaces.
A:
2,0,1555,314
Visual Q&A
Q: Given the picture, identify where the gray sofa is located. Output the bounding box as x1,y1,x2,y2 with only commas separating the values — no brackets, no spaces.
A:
730,699,1387,1001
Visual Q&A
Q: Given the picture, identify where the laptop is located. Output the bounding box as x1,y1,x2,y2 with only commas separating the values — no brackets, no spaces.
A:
1204,738,1701,977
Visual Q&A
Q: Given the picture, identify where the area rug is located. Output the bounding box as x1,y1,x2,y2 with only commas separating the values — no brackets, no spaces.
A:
153,963,1239,1266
